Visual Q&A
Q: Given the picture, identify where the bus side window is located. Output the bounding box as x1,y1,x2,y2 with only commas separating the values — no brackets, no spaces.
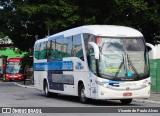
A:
87,48,96,74
34,43,41,60
39,42,47,59
34,44,38,59
73,34,84,61
83,34,96,51
64,36,72,57
44,42,47,59
47,40,54,61
55,38,64,59
47,41,51,58
50,40,56,59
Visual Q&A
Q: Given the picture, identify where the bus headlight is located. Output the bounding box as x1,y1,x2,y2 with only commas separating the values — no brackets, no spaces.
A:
142,80,151,88
95,80,111,88
95,80,103,86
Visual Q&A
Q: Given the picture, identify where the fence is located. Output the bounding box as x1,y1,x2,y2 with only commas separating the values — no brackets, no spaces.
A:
150,59,160,93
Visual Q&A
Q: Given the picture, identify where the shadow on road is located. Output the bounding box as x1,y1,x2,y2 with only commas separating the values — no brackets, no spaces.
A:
36,92,141,106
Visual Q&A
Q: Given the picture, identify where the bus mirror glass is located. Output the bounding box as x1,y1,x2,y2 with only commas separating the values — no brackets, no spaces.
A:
89,48,94,55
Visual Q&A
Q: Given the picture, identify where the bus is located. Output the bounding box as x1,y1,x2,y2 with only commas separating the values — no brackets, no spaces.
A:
0,55,8,78
5,57,24,81
34,25,150,104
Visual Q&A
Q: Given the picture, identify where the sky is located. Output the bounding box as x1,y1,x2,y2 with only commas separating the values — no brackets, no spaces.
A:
0,6,3,9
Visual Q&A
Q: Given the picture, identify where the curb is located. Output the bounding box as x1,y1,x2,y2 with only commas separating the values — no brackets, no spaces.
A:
14,82,35,89
133,99,160,104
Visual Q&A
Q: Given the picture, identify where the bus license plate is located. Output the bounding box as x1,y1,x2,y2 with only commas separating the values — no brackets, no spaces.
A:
123,92,132,96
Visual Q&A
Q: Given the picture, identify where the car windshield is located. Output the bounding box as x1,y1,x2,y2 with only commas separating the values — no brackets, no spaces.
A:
6,62,20,74
97,37,149,81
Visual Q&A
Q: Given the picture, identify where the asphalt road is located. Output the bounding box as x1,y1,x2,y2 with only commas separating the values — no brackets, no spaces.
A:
0,82,159,116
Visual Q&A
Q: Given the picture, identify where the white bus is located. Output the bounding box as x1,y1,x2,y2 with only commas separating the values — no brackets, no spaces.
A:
34,25,151,104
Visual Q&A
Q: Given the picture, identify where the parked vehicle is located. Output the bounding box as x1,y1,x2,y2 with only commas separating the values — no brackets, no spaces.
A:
0,55,8,79
5,57,24,81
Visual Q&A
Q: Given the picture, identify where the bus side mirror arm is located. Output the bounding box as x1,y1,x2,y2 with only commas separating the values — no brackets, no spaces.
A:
88,42,100,59
88,42,100,77
146,43,156,59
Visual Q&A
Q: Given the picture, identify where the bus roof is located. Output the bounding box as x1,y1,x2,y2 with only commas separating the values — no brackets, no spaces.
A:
8,57,22,62
35,25,143,44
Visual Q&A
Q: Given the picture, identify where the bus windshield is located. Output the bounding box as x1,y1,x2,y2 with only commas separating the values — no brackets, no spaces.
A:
6,62,21,74
97,37,149,81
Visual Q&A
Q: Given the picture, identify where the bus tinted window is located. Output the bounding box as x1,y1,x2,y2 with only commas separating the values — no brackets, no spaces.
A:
56,38,64,58
47,37,67,60
39,42,47,59
47,41,51,50
51,40,56,50
46,41,51,58
64,36,72,57
34,43,41,60
55,38,62,51
83,34,96,54
73,34,84,60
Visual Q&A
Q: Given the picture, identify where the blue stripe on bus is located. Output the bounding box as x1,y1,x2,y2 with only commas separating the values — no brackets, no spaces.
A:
102,81,124,85
34,61,73,71
48,35,64,41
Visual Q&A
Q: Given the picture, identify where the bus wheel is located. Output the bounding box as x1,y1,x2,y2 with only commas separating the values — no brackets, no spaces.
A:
120,99,132,105
78,84,89,103
44,81,52,97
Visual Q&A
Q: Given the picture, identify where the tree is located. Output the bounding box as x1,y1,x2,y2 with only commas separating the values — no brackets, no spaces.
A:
0,0,80,51
75,0,160,44
0,0,160,52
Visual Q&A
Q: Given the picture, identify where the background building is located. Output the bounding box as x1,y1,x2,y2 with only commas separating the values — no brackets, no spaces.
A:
0,36,27,58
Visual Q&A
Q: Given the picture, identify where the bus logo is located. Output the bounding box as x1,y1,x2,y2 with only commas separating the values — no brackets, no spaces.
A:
75,62,83,69
2,108,11,113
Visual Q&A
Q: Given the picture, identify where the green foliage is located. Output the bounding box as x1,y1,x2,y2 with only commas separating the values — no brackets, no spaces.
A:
0,32,6,38
0,0,80,51
0,0,160,52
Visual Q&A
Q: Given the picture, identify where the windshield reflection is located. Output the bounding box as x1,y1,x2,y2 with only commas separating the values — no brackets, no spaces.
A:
6,62,20,74
98,37,149,80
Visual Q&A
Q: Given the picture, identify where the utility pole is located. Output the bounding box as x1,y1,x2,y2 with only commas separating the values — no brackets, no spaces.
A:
48,29,50,36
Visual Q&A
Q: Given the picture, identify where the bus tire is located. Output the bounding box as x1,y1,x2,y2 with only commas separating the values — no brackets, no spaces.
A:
78,84,89,104
120,99,132,105
44,81,52,97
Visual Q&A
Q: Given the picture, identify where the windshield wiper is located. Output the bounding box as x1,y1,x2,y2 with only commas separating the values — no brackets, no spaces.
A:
126,54,140,79
115,54,124,78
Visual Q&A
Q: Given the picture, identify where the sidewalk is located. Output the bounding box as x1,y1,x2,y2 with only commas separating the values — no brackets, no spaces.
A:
14,80,160,104
14,79,35,89
133,93,160,104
